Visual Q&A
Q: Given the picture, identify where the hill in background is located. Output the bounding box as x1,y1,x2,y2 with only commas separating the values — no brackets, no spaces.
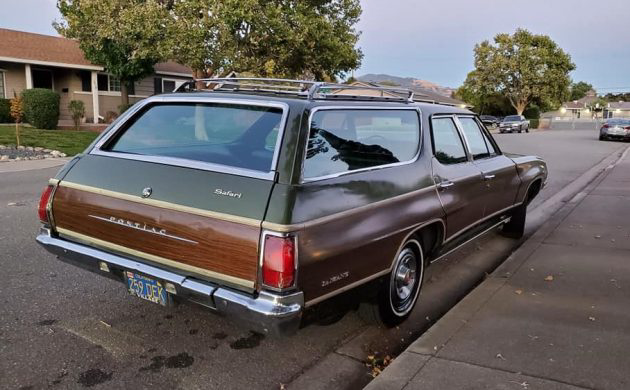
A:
357,73,455,98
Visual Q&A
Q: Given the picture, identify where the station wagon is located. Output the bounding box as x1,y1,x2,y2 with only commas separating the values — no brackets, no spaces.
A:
37,79,547,335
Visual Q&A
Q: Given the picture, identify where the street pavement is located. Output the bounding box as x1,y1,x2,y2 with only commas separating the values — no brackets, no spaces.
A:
0,127,625,389
366,144,630,389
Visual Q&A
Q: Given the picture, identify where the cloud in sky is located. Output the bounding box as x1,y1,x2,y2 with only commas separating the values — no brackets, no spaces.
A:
1,0,629,91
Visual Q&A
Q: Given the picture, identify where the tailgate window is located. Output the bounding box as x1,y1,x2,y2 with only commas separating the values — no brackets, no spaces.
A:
104,103,283,172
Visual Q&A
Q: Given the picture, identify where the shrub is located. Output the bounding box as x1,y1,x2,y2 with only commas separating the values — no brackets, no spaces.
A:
68,100,85,130
0,98,10,123
118,103,133,115
22,88,60,129
529,119,540,129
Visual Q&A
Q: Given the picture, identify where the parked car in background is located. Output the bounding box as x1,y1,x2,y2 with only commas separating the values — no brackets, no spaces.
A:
480,115,499,128
599,119,630,141
36,79,547,335
499,115,529,133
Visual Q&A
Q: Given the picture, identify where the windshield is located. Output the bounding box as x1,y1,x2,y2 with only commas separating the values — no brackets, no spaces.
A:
504,116,521,121
105,103,284,172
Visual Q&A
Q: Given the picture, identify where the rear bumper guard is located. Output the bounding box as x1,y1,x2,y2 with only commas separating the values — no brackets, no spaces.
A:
36,228,303,335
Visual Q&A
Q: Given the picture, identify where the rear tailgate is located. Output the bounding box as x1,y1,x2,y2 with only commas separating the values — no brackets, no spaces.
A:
51,154,272,292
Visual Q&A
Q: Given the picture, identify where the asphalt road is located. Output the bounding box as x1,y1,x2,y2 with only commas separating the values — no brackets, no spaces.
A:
0,127,625,390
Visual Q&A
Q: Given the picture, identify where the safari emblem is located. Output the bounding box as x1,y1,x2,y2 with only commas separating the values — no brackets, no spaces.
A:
141,187,152,198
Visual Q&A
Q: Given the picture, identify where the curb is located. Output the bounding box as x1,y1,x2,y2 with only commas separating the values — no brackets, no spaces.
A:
364,145,630,390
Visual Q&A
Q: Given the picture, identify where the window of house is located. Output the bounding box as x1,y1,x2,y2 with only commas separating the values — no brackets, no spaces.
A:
109,76,121,92
32,69,53,89
431,117,468,165
303,109,420,180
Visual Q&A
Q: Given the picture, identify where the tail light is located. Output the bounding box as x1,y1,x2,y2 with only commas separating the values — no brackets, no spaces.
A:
624,126,630,130
262,234,296,289
38,185,54,223
602,124,609,128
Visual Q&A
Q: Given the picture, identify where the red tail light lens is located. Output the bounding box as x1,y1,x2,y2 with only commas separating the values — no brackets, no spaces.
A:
602,124,609,128
624,126,630,130
262,235,295,289
38,185,54,223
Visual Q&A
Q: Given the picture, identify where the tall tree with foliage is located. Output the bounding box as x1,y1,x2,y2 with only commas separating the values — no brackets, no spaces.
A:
461,29,575,115
55,0,172,106
169,0,363,81
570,81,594,101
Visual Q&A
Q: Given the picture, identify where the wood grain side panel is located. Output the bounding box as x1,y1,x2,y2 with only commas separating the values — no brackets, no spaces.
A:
52,186,260,286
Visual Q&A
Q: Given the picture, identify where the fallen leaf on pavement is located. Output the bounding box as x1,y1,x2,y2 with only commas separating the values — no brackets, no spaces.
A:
594,235,601,239
544,275,554,281
514,289,523,295
496,353,506,360
588,316,596,321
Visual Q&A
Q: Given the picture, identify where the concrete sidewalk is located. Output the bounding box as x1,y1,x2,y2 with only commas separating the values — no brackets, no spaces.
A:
366,147,630,390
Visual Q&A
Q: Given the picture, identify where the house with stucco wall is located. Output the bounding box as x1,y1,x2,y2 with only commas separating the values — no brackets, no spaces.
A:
0,28,192,124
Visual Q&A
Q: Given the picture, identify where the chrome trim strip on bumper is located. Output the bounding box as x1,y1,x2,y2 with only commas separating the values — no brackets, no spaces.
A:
36,228,303,335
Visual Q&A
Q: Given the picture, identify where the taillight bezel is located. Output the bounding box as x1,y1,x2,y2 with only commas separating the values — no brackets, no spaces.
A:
38,179,59,226
259,231,298,292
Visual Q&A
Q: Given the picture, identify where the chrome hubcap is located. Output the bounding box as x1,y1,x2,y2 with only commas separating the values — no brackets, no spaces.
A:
394,251,417,301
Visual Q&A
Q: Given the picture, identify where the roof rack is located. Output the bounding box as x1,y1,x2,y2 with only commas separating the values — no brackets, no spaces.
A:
175,78,415,103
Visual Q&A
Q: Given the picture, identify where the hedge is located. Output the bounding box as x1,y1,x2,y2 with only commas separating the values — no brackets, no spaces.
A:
22,88,60,129
0,98,10,123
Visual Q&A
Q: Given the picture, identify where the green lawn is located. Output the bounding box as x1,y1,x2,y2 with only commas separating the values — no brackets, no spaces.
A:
0,126,99,156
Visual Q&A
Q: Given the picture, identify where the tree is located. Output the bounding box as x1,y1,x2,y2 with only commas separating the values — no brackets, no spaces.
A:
9,94,24,147
55,0,172,106
168,0,363,81
463,29,575,115
570,81,593,101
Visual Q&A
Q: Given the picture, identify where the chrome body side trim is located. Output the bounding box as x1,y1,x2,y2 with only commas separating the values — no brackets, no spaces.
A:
300,105,424,183
430,217,511,264
36,228,303,335
443,203,520,244
88,96,290,181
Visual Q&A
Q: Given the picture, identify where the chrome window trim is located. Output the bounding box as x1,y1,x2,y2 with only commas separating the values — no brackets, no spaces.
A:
89,95,290,181
454,115,500,160
430,114,472,164
300,105,424,183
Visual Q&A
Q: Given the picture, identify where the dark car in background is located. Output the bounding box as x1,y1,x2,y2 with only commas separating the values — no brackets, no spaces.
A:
480,115,499,128
599,119,630,141
499,115,529,133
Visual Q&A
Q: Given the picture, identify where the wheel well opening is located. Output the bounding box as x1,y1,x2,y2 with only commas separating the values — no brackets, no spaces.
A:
413,222,443,261
527,179,542,205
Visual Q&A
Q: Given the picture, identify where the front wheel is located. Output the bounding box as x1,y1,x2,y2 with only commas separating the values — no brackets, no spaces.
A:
359,240,424,326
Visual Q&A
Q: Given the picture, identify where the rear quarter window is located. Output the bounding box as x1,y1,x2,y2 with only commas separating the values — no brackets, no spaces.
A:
303,109,420,180
104,103,284,172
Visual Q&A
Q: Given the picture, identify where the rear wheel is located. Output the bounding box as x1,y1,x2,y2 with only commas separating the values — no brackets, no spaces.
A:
599,134,605,141
358,240,424,326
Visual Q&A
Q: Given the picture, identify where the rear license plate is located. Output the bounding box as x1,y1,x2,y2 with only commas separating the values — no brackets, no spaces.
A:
125,271,168,305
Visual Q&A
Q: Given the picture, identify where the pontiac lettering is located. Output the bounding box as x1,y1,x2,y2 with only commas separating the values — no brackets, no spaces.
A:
88,214,198,244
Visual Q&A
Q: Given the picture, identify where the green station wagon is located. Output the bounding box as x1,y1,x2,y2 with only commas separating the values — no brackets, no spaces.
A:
36,79,547,335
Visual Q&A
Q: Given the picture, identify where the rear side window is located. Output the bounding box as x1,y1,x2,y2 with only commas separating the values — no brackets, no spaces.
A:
458,117,491,159
431,117,468,164
105,103,283,172
303,109,420,180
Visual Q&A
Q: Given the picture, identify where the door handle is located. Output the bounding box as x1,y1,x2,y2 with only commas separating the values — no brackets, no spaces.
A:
437,180,455,190
483,174,496,181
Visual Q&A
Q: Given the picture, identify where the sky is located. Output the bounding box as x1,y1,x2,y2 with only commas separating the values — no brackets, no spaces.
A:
2,0,630,92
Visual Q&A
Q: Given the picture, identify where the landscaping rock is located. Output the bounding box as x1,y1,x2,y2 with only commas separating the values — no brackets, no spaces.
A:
0,146,65,161
17,145,25,150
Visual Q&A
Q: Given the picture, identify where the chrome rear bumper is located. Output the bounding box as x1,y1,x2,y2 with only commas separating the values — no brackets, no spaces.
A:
36,228,303,335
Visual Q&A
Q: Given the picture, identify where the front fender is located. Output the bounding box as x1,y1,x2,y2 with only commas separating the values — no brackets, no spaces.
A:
505,153,548,203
